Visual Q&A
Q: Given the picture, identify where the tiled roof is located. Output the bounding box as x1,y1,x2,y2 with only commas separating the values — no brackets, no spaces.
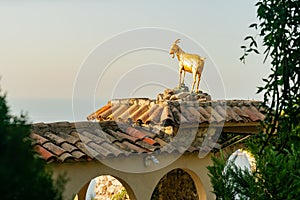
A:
87,99,265,125
31,88,265,163
30,121,197,162
31,100,264,163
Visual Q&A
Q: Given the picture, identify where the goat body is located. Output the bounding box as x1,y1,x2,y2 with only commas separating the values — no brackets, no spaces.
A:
169,39,206,93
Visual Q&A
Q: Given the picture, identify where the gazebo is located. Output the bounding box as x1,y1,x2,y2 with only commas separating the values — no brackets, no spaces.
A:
30,88,264,200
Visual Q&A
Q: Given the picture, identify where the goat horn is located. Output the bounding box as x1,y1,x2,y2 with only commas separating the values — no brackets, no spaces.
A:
174,39,181,44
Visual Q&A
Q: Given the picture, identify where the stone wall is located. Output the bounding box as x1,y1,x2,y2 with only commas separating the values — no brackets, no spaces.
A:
93,175,129,200
151,169,199,200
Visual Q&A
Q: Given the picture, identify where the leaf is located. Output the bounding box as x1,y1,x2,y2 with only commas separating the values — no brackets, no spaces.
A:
249,23,258,29
246,48,253,53
255,2,262,6
240,56,245,63
252,40,258,48
263,48,270,63
253,49,260,54
244,36,253,41
257,87,264,94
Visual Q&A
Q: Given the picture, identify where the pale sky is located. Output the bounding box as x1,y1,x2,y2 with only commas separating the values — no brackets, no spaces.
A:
0,0,270,122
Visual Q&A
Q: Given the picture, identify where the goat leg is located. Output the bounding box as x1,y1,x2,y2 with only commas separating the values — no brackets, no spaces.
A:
178,70,182,89
191,72,197,93
196,74,201,93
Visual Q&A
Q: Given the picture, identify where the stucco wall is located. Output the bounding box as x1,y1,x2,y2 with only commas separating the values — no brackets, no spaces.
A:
51,153,214,200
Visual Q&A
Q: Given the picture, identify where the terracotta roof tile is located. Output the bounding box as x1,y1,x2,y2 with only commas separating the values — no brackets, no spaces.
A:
34,145,56,162
135,140,160,152
31,133,49,145
225,106,243,122
100,142,126,157
129,104,149,121
80,131,107,144
61,142,77,152
210,108,225,123
249,106,265,120
87,103,111,120
108,104,129,120
187,106,203,123
43,142,66,156
30,120,192,162
98,105,113,120
136,127,157,138
87,85,265,126
154,138,168,146
44,132,66,145
125,126,147,139
31,99,265,163
88,142,114,158
171,106,189,124
215,105,227,119
57,132,80,144
160,104,175,125
108,130,140,143
30,84,266,163
118,104,139,121
202,106,214,122
142,137,159,146
146,105,164,124
71,132,92,144
198,106,211,120
59,152,73,162
75,141,99,158
139,104,159,123
125,127,158,145
241,106,261,122
121,141,150,153
71,150,87,160
113,141,132,152
180,105,199,123
233,106,249,119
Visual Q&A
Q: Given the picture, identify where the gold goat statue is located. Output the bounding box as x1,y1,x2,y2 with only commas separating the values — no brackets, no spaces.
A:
169,39,206,93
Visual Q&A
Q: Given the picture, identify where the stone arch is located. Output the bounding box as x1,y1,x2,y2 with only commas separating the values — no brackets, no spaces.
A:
150,168,206,200
74,174,136,200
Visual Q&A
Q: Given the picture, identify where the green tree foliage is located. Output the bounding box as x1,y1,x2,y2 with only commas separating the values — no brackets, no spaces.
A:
0,88,64,200
208,153,258,200
208,0,300,199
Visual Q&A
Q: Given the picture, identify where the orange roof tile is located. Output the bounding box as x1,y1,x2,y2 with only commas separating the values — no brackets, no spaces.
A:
88,99,265,125
34,145,55,162
31,117,263,163
31,91,265,163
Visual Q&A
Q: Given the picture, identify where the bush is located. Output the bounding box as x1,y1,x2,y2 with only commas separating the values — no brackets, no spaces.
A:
0,87,64,200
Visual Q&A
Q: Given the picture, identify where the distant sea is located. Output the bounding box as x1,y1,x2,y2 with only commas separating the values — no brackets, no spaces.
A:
8,98,107,123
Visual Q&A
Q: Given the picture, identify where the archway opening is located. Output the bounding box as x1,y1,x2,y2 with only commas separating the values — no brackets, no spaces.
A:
151,168,202,200
226,149,255,172
74,175,135,200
